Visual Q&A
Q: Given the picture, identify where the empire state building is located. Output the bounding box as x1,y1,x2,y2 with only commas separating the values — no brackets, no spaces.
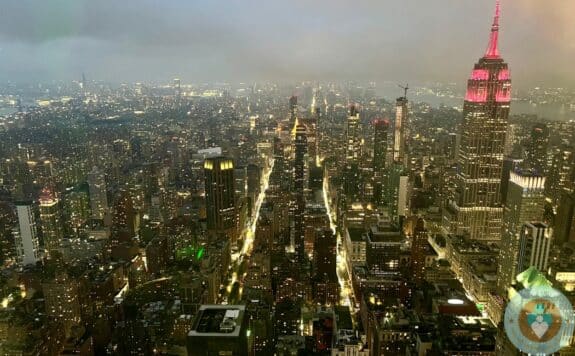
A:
445,0,511,240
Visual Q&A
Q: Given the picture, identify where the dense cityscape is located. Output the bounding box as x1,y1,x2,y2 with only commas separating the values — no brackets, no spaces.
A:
1,1,575,355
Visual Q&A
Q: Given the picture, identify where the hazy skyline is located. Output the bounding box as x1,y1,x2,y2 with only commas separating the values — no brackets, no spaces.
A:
1,0,573,89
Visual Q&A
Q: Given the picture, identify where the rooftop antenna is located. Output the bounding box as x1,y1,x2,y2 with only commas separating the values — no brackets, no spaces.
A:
398,83,409,99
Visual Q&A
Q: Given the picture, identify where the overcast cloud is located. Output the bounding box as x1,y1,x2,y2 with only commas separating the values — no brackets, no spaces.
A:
0,0,573,89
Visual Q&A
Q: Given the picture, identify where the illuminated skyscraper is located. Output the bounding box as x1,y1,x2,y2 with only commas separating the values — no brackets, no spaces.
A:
204,157,236,239
501,156,523,205
366,224,402,276
385,161,409,222
293,123,307,263
373,118,390,204
63,185,90,236
289,95,298,119
112,190,136,242
393,97,408,165
445,0,511,240
546,144,574,207
87,166,109,220
38,187,64,256
345,104,361,164
14,201,40,266
344,105,362,199
517,222,553,276
498,171,545,294
42,272,81,337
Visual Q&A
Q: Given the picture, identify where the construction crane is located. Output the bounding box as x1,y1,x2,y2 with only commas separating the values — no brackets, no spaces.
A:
398,83,409,99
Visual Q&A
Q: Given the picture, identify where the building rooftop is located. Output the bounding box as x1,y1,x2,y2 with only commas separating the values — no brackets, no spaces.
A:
347,227,365,242
189,305,245,337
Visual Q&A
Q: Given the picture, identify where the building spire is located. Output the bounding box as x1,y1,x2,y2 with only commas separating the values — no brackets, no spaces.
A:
484,0,501,58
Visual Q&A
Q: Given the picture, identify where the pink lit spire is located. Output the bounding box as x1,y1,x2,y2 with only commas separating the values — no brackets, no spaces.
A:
484,0,501,58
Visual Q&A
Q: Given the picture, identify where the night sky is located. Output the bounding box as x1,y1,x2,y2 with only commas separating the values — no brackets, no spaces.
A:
0,0,573,88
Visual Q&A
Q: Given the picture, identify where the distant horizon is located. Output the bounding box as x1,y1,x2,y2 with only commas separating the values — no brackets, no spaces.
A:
3,78,574,92
3,80,572,122
1,0,574,89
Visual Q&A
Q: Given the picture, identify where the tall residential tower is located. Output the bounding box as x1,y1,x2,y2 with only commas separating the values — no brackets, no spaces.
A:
39,187,64,256
293,123,307,263
393,96,408,165
373,118,390,205
87,166,109,220
497,171,546,294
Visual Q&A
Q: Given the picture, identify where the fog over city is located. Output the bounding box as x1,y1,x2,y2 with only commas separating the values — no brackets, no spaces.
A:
1,0,574,88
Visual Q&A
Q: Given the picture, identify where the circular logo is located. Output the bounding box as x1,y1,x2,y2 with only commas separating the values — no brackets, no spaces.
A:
504,286,575,354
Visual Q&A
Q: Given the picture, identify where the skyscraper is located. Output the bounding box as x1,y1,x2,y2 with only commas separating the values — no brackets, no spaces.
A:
445,0,511,240
313,228,339,305
546,144,574,207
14,201,40,266
501,156,523,205
525,123,549,175
63,185,91,236
111,190,136,243
517,222,553,276
393,96,408,165
498,171,546,294
385,162,409,222
293,123,307,263
411,217,428,285
204,157,236,239
366,224,402,276
289,95,298,120
555,191,575,244
42,272,82,337
87,166,109,220
344,105,362,199
373,118,390,204
345,104,361,164
38,187,64,256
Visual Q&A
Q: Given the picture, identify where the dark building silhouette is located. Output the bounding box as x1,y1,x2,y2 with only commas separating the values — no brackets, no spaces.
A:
112,190,135,242
525,123,549,175
410,218,428,285
556,191,575,244
204,157,236,240
373,118,390,204
313,229,339,305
